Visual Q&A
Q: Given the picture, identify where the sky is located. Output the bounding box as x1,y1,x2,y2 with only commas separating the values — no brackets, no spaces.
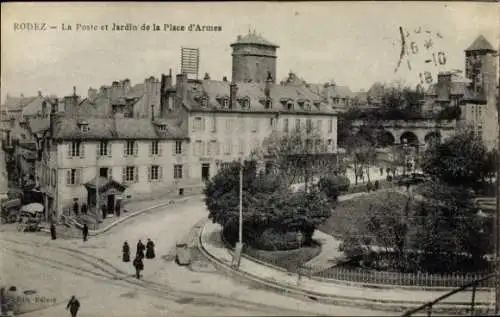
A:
1,2,498,103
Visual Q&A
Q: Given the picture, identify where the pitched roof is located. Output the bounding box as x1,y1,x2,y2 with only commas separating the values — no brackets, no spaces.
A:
52,116,188,140
28,118,50,135
4,95,37,112
465,35,496,52
21,96,53,117
231,32,279,47
184,79,337,115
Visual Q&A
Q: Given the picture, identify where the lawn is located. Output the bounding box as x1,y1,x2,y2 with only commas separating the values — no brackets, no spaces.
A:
319,189,410,240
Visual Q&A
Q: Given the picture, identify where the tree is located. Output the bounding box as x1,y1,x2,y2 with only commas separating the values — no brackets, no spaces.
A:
420,130,489,189
318,175,350,202
345,133,376,184
409,180,490,273
250,126,331,187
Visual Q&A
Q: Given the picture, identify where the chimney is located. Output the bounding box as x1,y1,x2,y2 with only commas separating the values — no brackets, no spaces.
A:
151,105,155,121
204,73,210,80
73,86,76,96
230,82,238,109
50,99,58,138
111,81,119,100
223,76,228,82
175,73,188,106
436,72,452,102
5,130,11,147
88,87,97,100
264,72,273,98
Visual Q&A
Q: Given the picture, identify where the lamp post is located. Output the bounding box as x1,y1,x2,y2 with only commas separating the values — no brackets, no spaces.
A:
232,157,244,269
495,58,500,315
296,231,304,285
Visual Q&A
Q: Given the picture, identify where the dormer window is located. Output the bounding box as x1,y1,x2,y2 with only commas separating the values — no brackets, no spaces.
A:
287,101,294,111
265,99,272,109
201,96,209,107
79,123,89,133
305,103,312,111
241,97,251,109
313,101,321,109
222,98,229,109
158,124,167,131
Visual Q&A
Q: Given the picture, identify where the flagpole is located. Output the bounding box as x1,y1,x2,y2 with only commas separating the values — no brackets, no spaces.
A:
238,156,243,244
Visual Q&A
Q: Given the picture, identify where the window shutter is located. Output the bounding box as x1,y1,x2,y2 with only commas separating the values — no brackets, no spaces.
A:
134,166,139,183
182,142,186,155
148,142,152,157
159,166,163,180
107,143,112,157
68,143,72,158
123,142,127,157
134,142,139,157
66,170,70,185
158,142,162,156
122,167,126,182
76,169,81,185
80,143,85,158
147,166,151,182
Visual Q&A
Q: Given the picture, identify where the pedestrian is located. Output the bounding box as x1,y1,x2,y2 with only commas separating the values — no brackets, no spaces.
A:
50,222,57,240
145,238,155,259
136,240,145,258
101,204,107,220
133,255,144,279
379,167,383,175
66,295,80,317
115,201,121,217
81,203,88,215
72,201,79,217
82,224,89,242
122,241,130,262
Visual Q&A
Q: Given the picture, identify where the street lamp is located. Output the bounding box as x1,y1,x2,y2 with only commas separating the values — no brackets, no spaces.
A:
296,231,304,285
232,157,244,269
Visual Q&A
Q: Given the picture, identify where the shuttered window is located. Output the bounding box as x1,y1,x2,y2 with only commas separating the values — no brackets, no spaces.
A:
122,166,138,183
66,169,81,185
148,165,162,182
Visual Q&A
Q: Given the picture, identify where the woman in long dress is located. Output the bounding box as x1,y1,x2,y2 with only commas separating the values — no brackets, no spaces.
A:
145,238,155,259
122,241,130,262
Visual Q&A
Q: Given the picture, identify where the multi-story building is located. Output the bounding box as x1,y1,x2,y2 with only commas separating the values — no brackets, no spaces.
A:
160,32,341,181
423,35,498,149
37,108,190,218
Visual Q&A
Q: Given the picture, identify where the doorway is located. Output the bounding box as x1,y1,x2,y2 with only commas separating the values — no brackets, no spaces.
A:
201,163,210,182
107,194,115,215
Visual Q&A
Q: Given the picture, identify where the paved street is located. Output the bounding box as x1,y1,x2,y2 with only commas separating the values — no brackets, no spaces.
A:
1,198,393,316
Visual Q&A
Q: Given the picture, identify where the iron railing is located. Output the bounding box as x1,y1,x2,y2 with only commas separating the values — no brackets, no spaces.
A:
401,273,497,316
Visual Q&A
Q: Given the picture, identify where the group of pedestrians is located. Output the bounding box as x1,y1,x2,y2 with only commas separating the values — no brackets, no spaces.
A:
122,239,156,279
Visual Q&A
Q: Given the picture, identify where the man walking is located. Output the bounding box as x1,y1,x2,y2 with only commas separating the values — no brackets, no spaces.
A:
66,295,80,317
50,222,57,240
133,255,144,279
82,224,89,242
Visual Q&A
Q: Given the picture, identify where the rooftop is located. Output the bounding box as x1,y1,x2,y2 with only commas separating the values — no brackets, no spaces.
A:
231,31,279,48
465,35,497,52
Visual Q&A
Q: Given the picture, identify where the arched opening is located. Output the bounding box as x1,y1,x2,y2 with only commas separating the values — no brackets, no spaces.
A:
378,131,396,147
400,131,419,146
424,131,441,146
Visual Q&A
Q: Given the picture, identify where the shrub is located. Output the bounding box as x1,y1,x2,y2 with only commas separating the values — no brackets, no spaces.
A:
318,175,350,201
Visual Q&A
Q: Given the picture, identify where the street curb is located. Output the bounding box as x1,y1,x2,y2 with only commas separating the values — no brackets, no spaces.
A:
40,195,203,236
197,224,493,315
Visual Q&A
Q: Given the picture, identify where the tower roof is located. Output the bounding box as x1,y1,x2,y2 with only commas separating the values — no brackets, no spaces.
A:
231,32,279,48
465,35,496,52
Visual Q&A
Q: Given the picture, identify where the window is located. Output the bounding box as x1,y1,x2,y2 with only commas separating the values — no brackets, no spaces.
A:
51,169,56,188
193,117,203,131
80,124,89,133
287,102,294,111
201,97,208,107
194,140,203,156
315,139,322,152
283,118,289,132
305,103,312,111
306,119,312,132
69,141,84,157
252,120,259,132
270,118,275,128
265,99,272,109
317,120,323,132
175,140,182,154
306,139,313,152
238,139,244,154
295,119,301,132
329,119,333,133
225,118,232,132
158,124,167,131
222,98,229,108
224,139,231,155
210,117,216,132
150,140,159,156
66,169,81,185
174,164,183,179
99,141,110,156
124,140,137,156
99,167,109,178
149,165,162,181
123,166,137,182
208,140,218,156
328,139,333,150
241,97,250,108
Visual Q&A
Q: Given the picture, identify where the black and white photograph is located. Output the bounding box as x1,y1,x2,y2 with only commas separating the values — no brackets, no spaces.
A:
0,1,499,316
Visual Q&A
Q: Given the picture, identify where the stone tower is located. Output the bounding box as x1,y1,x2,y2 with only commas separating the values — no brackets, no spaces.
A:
465,35,499,150
231,31,279,84
464,35,498,99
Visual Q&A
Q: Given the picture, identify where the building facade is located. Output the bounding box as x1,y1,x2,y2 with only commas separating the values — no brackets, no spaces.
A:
37,113,190,218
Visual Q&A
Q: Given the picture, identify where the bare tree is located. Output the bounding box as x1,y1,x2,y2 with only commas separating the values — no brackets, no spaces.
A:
250,125,332,189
